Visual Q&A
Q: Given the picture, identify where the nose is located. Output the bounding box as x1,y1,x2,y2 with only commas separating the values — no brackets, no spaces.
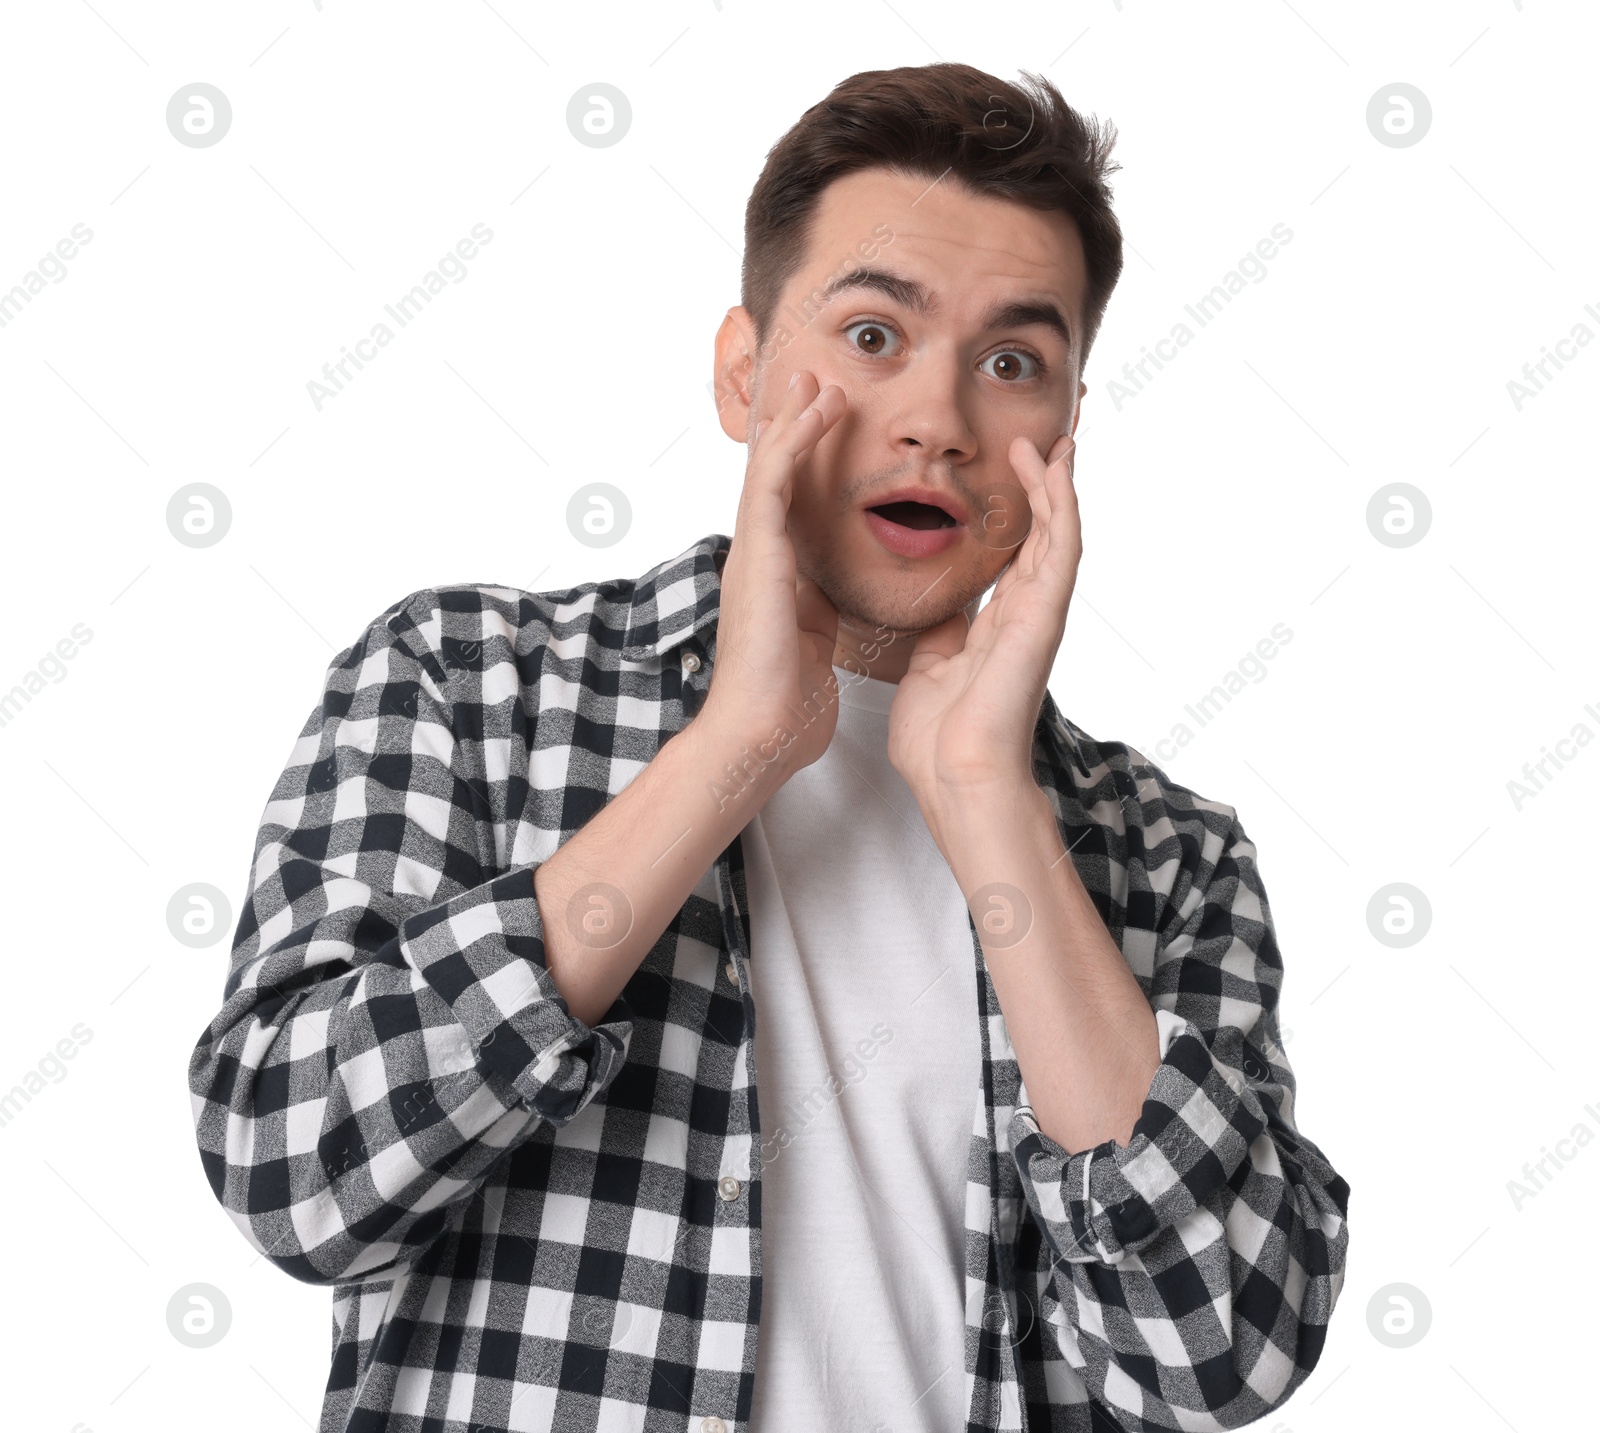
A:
884,347,978,470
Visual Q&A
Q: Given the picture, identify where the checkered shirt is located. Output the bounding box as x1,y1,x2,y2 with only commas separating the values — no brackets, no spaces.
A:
188,531,1351,1432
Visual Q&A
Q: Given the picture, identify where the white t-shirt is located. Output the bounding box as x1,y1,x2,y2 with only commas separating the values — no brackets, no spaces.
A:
742,664,982,1432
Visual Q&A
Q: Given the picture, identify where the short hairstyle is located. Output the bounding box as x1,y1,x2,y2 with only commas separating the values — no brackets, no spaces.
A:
740,62,1125,374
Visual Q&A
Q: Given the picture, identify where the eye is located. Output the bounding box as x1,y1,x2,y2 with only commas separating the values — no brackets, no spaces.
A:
843,319,901,358
980,348,1045,383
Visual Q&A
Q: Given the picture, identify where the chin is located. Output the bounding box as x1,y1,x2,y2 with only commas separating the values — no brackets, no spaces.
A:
799,522,989,633
825,569,978,638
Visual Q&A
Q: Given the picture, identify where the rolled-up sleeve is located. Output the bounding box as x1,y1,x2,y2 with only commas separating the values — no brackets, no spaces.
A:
187,592,632,1287
1010,813,1350,1430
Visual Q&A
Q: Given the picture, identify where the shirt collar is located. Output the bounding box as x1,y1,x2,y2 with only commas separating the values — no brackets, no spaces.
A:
619,529,1092,780
619,531,731,662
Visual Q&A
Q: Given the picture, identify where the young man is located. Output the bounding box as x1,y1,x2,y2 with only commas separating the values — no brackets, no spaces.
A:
189,63,1349,1433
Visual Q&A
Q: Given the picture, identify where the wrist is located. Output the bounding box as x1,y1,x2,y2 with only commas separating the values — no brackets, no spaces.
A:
684,704,802,800
925,767,1042,818
690,699,779,760
932,763,1038,798
921,776,1050,865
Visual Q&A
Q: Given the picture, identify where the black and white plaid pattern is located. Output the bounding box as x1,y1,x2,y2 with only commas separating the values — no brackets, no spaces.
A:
188,531,1350,1432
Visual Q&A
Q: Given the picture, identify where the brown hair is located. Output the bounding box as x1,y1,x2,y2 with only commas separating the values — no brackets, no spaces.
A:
740,62,1124,374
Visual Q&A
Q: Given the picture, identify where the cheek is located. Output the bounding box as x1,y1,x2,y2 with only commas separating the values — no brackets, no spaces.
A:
789,406,859,503
971,541,1023,589
970,481,1033,553
784,441,840,525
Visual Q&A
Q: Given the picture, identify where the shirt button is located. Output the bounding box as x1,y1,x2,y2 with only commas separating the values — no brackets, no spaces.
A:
724,960,739,986
681,651,702,673
701,1419,728,1433
717,1175,742,1202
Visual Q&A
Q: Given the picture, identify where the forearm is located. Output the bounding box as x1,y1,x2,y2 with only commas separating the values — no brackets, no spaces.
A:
928,780,1160,1153
537,365,845,1024
536,704,787,1026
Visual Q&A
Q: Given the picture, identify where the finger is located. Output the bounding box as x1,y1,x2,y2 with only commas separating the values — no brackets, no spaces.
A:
1042,437,1083,570
781,378,847,454
1053,434,1076,493
1040,433,1075,509
1047,436,1079,514
734,381,847,559
1009,434,1053,545
747,371,813,448
749,380,847,499
749,371,825,458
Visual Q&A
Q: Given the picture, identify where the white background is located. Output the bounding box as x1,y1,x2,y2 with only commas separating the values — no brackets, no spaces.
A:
1,1,1595,1429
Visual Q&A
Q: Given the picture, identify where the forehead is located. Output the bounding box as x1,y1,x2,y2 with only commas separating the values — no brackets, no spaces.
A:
794,165,1087,321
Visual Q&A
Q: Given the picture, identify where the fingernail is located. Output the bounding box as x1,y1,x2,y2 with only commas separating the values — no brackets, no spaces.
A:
788,371,800,391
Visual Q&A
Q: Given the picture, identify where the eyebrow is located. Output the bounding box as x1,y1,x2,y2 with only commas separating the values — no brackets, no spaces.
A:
817,266,1074,353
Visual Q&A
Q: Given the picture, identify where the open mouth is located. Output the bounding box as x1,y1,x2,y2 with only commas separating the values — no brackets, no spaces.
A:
866,500,958,531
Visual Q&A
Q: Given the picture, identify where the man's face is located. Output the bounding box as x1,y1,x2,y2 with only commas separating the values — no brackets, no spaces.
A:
714,164,1089,639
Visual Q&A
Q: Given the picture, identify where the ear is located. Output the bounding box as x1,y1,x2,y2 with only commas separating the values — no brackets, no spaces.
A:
713,307,758,443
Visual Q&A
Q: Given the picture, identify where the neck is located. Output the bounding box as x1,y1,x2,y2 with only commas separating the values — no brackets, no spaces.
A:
829,599,980,684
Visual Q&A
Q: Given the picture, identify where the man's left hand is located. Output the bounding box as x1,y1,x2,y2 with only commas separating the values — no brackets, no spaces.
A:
887,432,1080,833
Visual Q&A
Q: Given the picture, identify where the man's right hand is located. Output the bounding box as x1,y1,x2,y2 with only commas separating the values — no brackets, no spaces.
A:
536,370,847,1023
702,369,849,774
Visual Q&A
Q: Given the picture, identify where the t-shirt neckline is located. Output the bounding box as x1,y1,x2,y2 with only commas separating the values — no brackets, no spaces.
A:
831,662,897,716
